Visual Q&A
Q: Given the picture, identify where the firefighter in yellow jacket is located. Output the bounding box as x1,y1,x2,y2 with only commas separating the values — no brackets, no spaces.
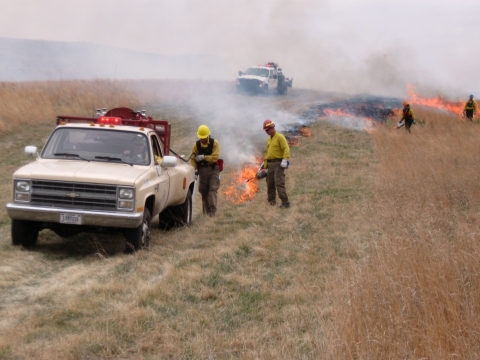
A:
400,101,416,133
262,119,290,208
191,125,220,217
463,95,477,121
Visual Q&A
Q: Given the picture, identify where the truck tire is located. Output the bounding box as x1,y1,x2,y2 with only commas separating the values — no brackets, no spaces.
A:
11,219,39,248
159,189,192,230
124,208,151,253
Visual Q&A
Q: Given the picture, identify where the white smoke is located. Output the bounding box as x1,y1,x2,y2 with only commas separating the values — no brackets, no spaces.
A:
0,0,479,98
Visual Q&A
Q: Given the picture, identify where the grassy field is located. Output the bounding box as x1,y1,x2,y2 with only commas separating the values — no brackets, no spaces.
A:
0,80,479,359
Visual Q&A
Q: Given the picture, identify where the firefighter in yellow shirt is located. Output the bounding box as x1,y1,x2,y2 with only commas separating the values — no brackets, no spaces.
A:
463,95,477,121
262,119,290,208
399,101,416,133
190,125,221,217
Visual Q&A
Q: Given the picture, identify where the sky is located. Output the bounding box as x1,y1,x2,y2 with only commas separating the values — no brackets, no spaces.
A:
1,0,479,98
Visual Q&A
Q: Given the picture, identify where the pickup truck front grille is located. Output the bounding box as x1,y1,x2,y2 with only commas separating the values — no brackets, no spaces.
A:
31,180,117,211
238,79,261,91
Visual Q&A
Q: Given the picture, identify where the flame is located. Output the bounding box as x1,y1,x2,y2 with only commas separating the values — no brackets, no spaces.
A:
287,136,300,147
406,84,464,115
322,108,377,131
223,163,260,204
324,108,350,117
299,127,311,137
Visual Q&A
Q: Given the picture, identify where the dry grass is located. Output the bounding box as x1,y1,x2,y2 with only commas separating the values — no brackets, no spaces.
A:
327,109,480,358
0,80,375,359
0,80,140,133
1,80,478,359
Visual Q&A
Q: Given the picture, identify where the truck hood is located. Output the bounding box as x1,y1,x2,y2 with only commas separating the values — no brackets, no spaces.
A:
238,75,267,82
13,159,147,185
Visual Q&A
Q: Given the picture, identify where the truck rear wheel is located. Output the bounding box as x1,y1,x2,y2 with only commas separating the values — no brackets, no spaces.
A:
124,208,151,253
159,189,192,230
12,219,39,248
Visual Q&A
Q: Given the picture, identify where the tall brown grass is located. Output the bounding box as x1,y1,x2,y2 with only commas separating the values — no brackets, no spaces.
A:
0,80,139,133
328,108,480,358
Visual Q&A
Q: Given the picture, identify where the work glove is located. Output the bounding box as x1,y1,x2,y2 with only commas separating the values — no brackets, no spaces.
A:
195,154,205,162
281,159,288,168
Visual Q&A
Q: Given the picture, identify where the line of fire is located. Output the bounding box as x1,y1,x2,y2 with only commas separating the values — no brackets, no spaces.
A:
222,85,470,204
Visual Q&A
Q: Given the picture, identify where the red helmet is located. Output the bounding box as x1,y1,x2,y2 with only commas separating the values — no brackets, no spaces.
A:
263,119,275,130
403,101,409,107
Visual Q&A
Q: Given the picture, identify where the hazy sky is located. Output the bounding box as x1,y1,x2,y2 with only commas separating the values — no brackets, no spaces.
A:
1,0,479,97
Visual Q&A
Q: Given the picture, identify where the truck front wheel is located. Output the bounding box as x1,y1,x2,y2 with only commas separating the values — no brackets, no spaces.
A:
12,219,39,248
124,208,151,253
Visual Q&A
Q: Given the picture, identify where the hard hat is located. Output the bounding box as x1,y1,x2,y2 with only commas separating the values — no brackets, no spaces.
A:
469,94,474,99
263,119,275,130
403,101,409,107
197,125,210,139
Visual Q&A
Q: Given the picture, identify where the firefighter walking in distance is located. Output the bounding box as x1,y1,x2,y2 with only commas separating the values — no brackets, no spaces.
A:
191,125,221,217
463,95,477,121
262,120,291,208
400,101,416,133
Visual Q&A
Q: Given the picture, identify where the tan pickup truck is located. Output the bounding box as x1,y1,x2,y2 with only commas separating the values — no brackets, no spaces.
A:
6,107,196,252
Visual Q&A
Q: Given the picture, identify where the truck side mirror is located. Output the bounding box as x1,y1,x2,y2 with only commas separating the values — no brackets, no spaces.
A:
238,71,243,76
25,146,38,158
161,155,178,168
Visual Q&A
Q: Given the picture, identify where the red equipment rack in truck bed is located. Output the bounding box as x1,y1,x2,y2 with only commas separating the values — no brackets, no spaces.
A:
56,107,172,155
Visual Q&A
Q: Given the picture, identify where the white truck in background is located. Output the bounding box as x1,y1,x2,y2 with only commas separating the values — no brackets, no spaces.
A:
236,62,293,95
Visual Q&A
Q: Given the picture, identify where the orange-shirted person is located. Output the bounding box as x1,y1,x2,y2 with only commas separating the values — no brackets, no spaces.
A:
463,95,477,121
190,125,220,217
262,119,291,208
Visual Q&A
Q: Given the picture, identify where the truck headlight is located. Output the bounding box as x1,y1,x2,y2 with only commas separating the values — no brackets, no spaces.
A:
118,187,134,210
16,180,31,192
259,83,263,87
14,179,31,202
119,188,134,199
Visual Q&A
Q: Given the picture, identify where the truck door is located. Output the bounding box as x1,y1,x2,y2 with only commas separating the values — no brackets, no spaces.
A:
268,69,277,89
151,134,170,214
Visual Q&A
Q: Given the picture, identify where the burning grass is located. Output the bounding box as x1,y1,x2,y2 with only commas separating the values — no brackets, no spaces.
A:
222,162,261,204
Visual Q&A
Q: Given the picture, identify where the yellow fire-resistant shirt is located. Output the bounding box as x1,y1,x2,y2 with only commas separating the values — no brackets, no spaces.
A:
264,132,290,162
464,100,478,112
190,138,220,168
401,107,415,121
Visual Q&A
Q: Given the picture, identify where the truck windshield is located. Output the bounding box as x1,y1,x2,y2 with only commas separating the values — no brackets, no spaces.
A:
42,128,151,165
244,68,269,77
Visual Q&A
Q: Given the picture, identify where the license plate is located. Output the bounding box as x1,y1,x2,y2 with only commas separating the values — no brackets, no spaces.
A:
60,213,82,225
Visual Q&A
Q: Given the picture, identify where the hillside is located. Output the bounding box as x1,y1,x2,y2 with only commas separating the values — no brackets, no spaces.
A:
0,80,479,359
0,37,226,82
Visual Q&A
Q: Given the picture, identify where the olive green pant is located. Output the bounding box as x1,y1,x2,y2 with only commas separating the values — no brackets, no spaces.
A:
266,161,289,204
198,165,220,216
